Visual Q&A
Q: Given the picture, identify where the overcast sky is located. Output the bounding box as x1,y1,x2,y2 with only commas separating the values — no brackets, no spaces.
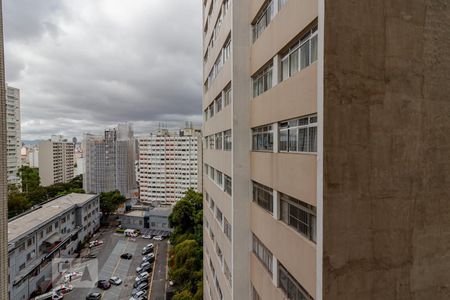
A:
4,0,202,141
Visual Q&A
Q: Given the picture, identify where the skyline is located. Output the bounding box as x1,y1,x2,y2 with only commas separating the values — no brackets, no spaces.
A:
4,0,202,141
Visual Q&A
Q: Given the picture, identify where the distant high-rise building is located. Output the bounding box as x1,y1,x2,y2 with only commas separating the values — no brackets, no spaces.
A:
38,135,74,186
137,126,202,205
202,0,450,299
0,0,8,297
83,123,136,197
5,85,21,185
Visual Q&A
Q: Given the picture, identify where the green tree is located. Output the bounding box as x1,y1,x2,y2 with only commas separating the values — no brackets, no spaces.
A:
18,166,40,192
7,184,32,218
168,189,203,298
100,190,126,214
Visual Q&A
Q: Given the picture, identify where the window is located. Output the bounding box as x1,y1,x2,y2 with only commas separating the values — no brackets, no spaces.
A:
209,135,215,149
252,182,273,213
216,278,223,300
252,125,273,151
215,95,222,113
278,0,288,9
252,0,274,42
224,260,232,286
209,104,215,118
216,170,223,187
252,234,273,274
279,115,317,153
279,263,313,300
224,175,232,195
252,285,261,300
215,243,223,264
224,85,232,106
223,38,231,62
215,132,223,150
252,63,273,97
281,25,318,81
223,130,232,150
210,166,215,180
224,217,232,241
210,198,215,211
216,207,223,225
280,193,316,242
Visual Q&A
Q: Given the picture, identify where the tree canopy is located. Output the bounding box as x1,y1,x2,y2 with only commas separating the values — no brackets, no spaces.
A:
168,189,203,299
7,173,85,218
99,190,126,215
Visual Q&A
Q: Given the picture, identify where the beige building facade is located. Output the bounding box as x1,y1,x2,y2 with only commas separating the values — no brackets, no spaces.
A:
202,0,450,299
38,136,74,187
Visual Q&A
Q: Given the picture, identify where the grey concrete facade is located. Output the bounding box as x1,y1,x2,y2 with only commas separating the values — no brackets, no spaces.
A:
7,194,100,300
322,1,450,299
0,0,8,298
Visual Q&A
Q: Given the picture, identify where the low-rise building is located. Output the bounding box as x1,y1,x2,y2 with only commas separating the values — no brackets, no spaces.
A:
7,193,100,300
119,206,172,235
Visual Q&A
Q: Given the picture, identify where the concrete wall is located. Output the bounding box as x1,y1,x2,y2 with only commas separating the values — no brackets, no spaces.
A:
323,1,450,299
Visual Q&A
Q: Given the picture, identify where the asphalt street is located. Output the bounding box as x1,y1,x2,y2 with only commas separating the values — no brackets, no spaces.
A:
61,228,169,300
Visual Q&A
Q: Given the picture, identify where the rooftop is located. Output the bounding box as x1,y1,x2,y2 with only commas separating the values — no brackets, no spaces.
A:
8,193,98,243
124,210,145,217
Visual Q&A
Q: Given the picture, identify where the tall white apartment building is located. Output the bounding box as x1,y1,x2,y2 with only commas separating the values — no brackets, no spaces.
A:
138,126,202,205
6,85,21,185
83,123,136,198
38,136,74,186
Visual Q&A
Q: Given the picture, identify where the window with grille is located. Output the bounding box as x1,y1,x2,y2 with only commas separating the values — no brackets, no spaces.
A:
281,25,318,81
279,263,313,300
279,115,317,153
280,193,316,242
252,63,273,97
224,217,232,241
252,125,273,151
252,0,274,42
224,175,232,195
223,130,232,150
252,181,273,214
252,234,273,274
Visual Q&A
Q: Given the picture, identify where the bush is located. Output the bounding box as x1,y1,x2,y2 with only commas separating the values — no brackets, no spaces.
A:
115,228,125,233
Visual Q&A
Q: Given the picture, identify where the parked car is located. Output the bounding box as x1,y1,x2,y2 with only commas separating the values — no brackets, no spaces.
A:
121,253,133,259
146,243,154,249
63,271,82,282
134,281,149,292
142,254,155,263
97,279,111,290
134,278,147,288
135,271,149,282
109,276,122,285
136,263,152,274
153,235,163,241
131,291,146,299
89,240,104,248
34,291,63,300
141,234,152,239
53,284,73,295
86,292,102,300
141,246,153,255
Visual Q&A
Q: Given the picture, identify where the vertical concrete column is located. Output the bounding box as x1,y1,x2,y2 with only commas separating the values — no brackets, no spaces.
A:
272,256,278,287
272,55,280,87
272,189,279,220
272,122,279,153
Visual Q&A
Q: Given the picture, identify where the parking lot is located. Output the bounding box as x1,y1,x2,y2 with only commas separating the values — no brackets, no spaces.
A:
62,228,169,300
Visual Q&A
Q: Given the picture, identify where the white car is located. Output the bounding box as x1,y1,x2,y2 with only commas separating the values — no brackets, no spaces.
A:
109,276,122,285
142,253,155,261
146,243,154,249
89,240,104,248
141,234,152,239
63,271,82,282
153,235,163,241
52,284,73,295
135,271,149,282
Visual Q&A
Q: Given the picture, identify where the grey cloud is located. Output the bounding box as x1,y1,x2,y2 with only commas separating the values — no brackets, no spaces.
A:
4,0,203,140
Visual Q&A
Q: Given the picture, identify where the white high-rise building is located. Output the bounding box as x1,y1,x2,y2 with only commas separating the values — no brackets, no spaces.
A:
83,123,136,197
138,126,202,205
6,85,21,185
38,135,74,186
